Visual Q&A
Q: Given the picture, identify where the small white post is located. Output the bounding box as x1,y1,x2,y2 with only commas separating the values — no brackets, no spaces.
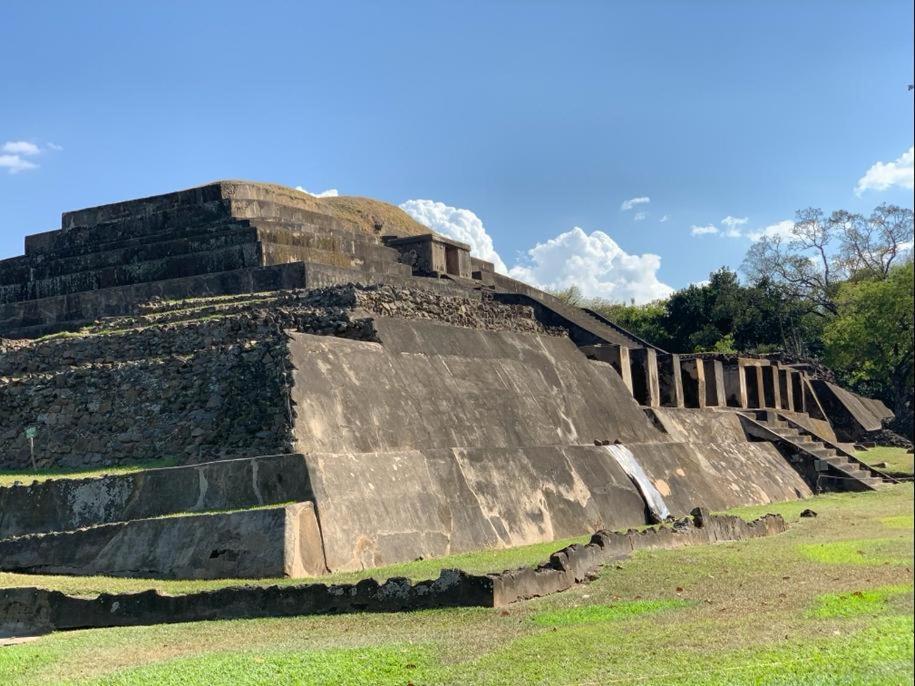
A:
25,426,37,470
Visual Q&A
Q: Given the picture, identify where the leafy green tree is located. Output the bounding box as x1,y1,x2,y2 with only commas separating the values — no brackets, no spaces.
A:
594,300,671,350
822,261,914,421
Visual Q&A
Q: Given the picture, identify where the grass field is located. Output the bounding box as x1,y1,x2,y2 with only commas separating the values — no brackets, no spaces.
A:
0,458,179,488
854,446,914,479
0,484,911,685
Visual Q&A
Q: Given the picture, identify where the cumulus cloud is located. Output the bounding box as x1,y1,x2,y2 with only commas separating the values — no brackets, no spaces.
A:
855,146,914,195
0,139,42,174
295,186,339,198
0,154,37,173
399,199,508,273
633,211,647,222
721,215,748,238
747,219,795,242
689,215,791,241
620,196,650,211
2,141,40,156
507,227,673,304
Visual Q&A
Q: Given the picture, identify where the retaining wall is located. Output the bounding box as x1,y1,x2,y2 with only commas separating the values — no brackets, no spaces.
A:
289,319,663,454
0,453,312,538
0,510,787,637
0,502,326,579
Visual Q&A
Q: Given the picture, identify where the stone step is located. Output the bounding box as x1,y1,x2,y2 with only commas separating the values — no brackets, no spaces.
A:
0,223,260,286
808,447,836,458
25,200,238,257
23,187,370,262
254,223,409,272
0,243,264,304
0,453,313,538
226,198,361,234
579,307,660,350
823,457,870,476
492,287,641,349
252,220,404,262
0,501,324,579
0,261,308,338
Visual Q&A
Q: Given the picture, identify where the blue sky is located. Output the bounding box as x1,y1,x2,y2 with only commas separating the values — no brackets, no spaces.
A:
2,0,912,302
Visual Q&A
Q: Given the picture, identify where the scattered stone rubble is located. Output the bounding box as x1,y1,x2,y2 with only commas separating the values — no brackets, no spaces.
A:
0,285,554,469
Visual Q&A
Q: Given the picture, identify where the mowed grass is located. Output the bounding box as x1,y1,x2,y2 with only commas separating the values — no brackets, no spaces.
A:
0,484,912,685
0,458,179,488
854,445,913,478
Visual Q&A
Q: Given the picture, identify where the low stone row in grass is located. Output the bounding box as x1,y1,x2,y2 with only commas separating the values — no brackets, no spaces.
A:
0,508,787,638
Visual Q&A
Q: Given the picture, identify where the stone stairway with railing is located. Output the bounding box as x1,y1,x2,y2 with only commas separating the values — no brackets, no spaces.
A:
490,276,660,350
738,410,895,491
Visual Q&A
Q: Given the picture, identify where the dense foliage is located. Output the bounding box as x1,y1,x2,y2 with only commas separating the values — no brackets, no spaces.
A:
556,205,914,435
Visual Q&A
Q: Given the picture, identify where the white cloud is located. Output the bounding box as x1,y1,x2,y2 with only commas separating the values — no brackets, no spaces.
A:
2,141,40,156
720,216,748,238
659,214,670,223
46,142,64,151
690,224,719,236
855,145,914,195
633,211,647,222
295,186,339,198
747,219,795,242
1,140,43,174
399,198,508,273
507,227,673,304
0,154,38,174
620,196,650,211
721,216,748,229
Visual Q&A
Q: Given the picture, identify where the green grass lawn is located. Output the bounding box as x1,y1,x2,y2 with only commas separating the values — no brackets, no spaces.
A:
1,484,912,685
854,446,914,478
0,458,179,488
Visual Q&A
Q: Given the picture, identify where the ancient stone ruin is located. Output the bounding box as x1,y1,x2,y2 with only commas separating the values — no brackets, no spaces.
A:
0,180,896,583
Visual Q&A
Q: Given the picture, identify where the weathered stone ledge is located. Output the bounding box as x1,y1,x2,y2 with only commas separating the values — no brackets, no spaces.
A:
0,509,786,637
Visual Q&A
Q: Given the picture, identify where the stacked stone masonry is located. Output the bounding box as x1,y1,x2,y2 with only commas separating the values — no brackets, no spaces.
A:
0,180,895,601
0,285,551,470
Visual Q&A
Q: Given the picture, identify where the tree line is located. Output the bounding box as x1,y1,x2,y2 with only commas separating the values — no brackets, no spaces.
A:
556,204,914,436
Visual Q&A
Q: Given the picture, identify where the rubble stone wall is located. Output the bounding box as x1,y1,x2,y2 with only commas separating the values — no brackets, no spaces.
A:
0,511,787,637
0,285,551,470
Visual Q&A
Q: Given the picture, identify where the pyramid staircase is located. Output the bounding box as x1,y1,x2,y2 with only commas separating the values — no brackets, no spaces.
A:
490,283,662,351
738,410,896,491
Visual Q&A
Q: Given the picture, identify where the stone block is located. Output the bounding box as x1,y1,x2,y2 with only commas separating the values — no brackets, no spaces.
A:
0,503,327,579
680,358,706,408
723,363,747,408
779,368,793,411
703,359,726,407
657,353,683,407
0,453,314,539
629,348,660,407
580,344,632,393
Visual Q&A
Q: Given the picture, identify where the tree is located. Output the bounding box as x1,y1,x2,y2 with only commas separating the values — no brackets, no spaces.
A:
822,261,914,423
742,204,913,316
550,285,586,307
594,300,671,350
